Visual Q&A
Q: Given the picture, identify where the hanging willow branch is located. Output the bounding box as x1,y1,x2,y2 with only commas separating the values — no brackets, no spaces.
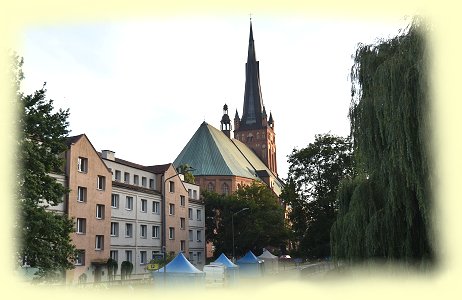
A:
331,18,434,267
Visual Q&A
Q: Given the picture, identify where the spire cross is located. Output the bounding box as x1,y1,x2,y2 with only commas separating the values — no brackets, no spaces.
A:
249,13,252,21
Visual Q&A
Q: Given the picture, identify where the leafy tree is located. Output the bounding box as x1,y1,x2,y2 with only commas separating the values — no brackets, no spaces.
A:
13,54,77,281
177,163,195,184
331,19,434,266
283,133,354,259
204,181,288,259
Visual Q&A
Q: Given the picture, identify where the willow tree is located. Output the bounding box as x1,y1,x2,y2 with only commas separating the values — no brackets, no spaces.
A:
331,19,434,266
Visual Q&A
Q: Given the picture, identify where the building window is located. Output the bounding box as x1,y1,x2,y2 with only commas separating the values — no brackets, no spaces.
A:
197,209,202,221
222,183,229,195
180,240,185,252
188,208,193,220
180,218,185,230
169,203,175,215
97,175,106,190
115,170,121,182
141,199,147,212
180,195,185,206
95,235,104,250
152,225,159,239
197,230,202,242
125,223,133,237
126,196,133,210
169,227,175,240
75,250,85,266
207,182,214,192
193,190,197,200
197,251,202,263
134,175,139,185
76,218,86,234
189,230,193,241
124,172,130,184
140,225,147,239
189,252,193,262
77,186,87,202
111,222,119,237
125,250,132,263
77,157,88,173
110,250,118,262
96,204,105,219
152,201,160,214
188,189,192,198
149,179,154,189
142,177,147,187
169,181,175,193
111,194,119,208
140,251,147,265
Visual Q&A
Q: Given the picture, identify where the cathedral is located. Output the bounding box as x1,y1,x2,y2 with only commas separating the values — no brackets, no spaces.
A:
174,21,283,196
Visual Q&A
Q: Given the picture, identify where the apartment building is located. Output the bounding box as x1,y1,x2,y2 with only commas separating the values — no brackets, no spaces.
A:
184,182,205,269
64,134,112,284
43,134,206,283
147,164,189,256
100,150,162,278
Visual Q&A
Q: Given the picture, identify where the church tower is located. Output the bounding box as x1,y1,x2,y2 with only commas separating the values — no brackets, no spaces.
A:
233,20,278,176
220,104,232,138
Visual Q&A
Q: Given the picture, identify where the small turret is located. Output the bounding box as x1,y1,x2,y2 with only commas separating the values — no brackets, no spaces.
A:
268,111,274,129
234,109,240,132
220,104,232,138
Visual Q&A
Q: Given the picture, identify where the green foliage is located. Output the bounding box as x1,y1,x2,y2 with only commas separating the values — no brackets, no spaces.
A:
177,163,195,184
331,19,434,266
14,54,77,281
283,133,353,259
107,258,118,281
204,181,288,258
120,261,133,280
149,252,175,269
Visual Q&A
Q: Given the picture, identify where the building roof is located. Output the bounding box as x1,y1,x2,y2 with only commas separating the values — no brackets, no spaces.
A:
173,122,259,179
145,163,171,174
173,122,284,195
65,134,84,147
240,20,266,130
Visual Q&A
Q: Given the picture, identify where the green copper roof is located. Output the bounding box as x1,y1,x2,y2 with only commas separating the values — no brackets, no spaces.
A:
173,122,259,179
174,122,284,195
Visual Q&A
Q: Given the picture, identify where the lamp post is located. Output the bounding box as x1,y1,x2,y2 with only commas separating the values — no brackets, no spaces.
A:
232,207,249,263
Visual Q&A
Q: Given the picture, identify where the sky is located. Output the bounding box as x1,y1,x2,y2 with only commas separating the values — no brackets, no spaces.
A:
19,14,408,180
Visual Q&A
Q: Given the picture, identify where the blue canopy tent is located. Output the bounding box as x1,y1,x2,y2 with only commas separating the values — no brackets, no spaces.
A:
236,250,263,278
214,253,239,285
152,252,205,288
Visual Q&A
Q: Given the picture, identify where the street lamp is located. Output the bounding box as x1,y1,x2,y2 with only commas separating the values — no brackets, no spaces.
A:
232,207,249,263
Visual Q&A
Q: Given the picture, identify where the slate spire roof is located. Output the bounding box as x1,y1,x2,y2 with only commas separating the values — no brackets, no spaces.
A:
240,20,265,130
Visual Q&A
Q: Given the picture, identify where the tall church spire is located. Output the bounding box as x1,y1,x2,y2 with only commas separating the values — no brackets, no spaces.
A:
233,20,278,176
241,20,264,130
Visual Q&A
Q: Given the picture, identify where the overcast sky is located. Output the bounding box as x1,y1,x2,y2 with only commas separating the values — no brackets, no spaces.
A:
19,14,408,179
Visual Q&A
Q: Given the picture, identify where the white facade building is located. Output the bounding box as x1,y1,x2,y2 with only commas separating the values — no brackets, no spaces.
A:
184,181,206,270
101,150,162,278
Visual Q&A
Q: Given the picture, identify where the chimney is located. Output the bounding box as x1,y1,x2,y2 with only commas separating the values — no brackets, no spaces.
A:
101,150,115,161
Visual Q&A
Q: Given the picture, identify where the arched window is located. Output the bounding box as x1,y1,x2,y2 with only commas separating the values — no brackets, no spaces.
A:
222,183,229,195
207,182,215,192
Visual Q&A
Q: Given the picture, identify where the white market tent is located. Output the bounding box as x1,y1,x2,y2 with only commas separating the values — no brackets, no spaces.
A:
258,249,279,274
